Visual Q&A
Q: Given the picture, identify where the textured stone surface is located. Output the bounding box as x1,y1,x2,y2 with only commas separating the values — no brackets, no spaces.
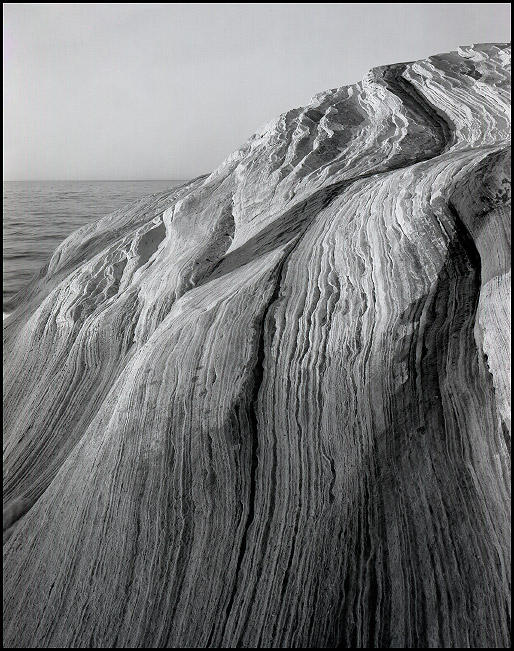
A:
3,43,511,648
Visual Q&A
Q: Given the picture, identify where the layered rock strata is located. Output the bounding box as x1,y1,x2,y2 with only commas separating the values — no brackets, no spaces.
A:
3,43,511,648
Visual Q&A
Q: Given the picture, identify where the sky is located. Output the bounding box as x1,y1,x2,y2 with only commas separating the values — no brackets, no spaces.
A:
3,3,511,181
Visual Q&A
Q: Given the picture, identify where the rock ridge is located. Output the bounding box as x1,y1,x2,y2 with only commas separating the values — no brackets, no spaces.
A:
3,43,511,648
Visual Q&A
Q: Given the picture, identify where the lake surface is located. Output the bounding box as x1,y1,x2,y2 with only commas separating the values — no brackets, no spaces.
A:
3,180,184,310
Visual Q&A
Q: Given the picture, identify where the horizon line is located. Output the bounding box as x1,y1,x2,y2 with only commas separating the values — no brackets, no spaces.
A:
3,178,190,182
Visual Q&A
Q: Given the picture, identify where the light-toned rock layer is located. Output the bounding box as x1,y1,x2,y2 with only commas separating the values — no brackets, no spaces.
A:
3,43,511,648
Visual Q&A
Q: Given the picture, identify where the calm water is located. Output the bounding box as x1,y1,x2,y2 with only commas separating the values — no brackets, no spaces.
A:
3,180,183,310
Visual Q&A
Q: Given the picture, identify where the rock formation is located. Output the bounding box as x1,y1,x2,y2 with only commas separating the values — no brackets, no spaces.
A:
3,44,511,648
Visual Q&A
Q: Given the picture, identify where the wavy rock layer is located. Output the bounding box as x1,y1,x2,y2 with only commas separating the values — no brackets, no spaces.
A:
3,44,511,648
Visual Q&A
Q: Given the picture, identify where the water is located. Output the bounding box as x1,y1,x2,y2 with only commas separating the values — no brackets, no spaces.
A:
3,180,184,311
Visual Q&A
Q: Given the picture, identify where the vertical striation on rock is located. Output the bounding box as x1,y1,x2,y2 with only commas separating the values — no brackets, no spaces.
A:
3,43,511,648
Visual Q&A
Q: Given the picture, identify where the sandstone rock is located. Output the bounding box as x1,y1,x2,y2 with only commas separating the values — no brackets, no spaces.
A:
3,43,511,648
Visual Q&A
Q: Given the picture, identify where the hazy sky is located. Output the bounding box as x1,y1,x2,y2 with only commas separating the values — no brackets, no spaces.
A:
3,3,511,180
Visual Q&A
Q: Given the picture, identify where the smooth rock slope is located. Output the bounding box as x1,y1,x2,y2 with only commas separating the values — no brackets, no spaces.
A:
3,44,511,648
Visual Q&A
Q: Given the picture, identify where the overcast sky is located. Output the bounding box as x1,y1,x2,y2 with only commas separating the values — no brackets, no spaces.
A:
3,3,511,180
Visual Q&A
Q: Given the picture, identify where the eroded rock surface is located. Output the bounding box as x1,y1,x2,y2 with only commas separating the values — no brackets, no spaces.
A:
3,43,511,648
